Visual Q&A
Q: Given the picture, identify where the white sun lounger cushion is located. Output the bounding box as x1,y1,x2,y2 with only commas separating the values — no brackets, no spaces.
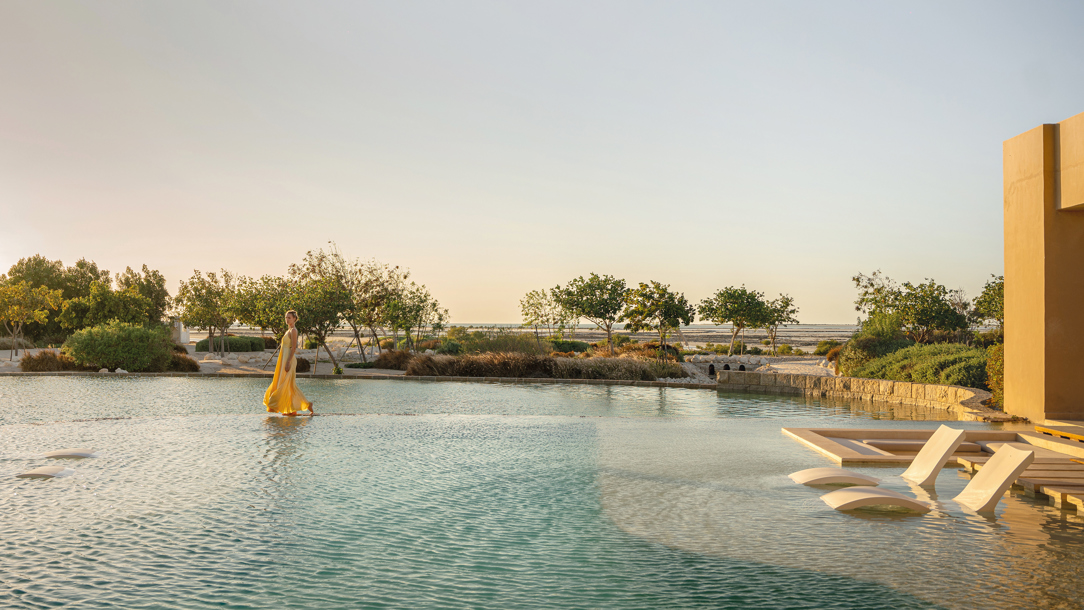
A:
900,424,966,486
789,467,881,486
953,444,1035,512
43,448,96,458
820,486,931,513
16,466,75,479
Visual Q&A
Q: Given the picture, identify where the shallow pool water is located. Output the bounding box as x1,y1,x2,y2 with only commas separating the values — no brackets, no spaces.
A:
1,378,1080,609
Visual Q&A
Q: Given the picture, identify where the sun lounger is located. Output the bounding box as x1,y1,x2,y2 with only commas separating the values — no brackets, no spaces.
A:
953,444,1035,512
15,466,75,479
789,424,965,487
43,447,96,458
821,444,1035,513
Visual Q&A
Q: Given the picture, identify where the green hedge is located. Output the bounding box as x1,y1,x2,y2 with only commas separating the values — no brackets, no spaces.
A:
62,321,173,372
986,344,1004,408
195,336,266,352
548,339,592,353
849,343,989,390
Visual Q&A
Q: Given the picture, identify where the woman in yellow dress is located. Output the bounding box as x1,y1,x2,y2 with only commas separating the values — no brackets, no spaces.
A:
263,310,315,416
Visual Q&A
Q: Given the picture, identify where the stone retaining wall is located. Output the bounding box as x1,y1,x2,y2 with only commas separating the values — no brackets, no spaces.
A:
716,370,1008,421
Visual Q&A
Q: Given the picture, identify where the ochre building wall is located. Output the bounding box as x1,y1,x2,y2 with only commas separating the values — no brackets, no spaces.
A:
1003,111,1084,422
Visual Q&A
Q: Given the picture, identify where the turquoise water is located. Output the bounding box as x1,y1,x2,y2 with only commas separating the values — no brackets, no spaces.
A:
1,378,1081,609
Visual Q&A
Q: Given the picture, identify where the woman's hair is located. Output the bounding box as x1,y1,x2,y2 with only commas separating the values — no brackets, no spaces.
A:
285,310,298,319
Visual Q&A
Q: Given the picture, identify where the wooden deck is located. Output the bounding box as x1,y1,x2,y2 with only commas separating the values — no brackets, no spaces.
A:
784,423,1084,514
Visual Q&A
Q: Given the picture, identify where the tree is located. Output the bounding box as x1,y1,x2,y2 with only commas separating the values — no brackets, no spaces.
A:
896,279,968,343
356,261,409,355
116,265,171,324
851,270,902,316
5,255,110,341
234,275,293,340
698,286,769,355
0,281,64,358
973,275,1004,329
287,276,352,370
619,281,695,350
57,282,153,331
520,289,558,347
763,294,799,355
175,270,236,357
553,273,628,355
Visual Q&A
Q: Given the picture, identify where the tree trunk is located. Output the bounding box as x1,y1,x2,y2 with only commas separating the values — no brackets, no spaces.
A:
350,325,367,362
728,326,740,356
322,341,339,370
369,325,381,355
741,327,746,355
605,324,614,356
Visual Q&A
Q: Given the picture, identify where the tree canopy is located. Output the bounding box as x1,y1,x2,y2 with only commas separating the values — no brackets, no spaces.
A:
972,275,1004,329
698,286,769,355
763,294,799,355
620,281,695,349
0,281,64,356
553,273,628,355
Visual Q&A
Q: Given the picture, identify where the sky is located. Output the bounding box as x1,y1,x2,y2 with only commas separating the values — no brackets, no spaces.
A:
2,1,1083,323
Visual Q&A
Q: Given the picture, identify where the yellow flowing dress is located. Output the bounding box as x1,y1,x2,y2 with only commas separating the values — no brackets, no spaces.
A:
263,330,312,415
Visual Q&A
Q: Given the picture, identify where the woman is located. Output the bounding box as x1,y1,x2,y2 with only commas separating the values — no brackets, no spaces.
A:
263,310,315,416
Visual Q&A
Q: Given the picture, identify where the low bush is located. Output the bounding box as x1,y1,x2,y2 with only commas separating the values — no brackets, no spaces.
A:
814,340,841,356
304,337,320,350
417,339,441,351
346,361,376,369
62,321,173,372
404,353,686,381
294,357,311,373
374,349,414,370
825,346,843,362
333,366,343,375
380,339,395,350
973,329,1004,349
195,336,265,352
262,336,279,349
776,344,793,355
548,339,591,353
436,340,463,355
761,339,771,346
793,348,805,355
986,343,1004,408
19,350,94,372
171,343,189,354
849,343,989,390
168,353,201,372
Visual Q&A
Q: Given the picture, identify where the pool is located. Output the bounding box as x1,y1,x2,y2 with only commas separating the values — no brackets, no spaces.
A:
1,377,1081,609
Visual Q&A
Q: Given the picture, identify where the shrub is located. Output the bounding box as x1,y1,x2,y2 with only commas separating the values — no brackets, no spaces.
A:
294,357,311,373
374,349,414,370
837,335,913,376
171,343,189,354
403,353,687,381
333,366,343,375
19,350,93,372
814,340,842,356
62,321,173,372
436,340,463,355
304,337,320,349
195,336,265,352
548,339,591,353
346,361,375,369
380,339,395,350
761,339,771,346
263,336,279,349
825,346,843,362
973,329,1004,349
417,339,441,351
849,343,989,390
793,348,805,355
777,344,793,355
746,346,763,355
168,352,201,372
986,343,1004,408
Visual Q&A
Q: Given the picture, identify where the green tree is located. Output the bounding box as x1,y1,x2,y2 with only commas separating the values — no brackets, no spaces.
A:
972,275,1004,329
234,275,294,341
698,286,769,355
287,276,352,370
619,281,695,349
520,289,557,347
851,270,902,317
57,282,153,331
175,270,236,357
763,294,799,355
0,281,64,358
553,273,628,355
5,255,110,341
896,279,968,343
116,265,171,324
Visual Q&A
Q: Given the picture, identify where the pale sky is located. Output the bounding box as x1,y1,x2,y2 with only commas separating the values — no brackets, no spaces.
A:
2,1,1082,323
